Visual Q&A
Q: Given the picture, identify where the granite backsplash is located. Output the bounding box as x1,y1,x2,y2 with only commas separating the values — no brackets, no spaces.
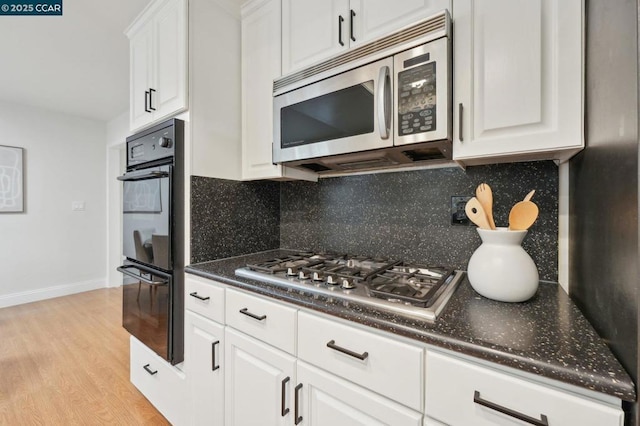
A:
192,161,559,281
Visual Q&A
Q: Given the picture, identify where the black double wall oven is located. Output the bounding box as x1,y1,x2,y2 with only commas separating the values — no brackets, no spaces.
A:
117,118,184,365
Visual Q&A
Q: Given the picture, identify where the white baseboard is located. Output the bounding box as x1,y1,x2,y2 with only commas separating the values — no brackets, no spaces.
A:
0,278,107,309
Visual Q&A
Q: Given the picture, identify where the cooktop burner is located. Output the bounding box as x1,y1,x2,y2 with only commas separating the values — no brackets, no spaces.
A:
237,252,464,321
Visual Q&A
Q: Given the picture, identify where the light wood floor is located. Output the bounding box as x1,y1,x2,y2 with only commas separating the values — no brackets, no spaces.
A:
0,288,170,425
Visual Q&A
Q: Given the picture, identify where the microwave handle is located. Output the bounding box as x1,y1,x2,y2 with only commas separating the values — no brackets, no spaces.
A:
376,66,391,140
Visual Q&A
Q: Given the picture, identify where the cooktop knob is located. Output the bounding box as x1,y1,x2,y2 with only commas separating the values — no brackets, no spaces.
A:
298,271,309,280
326,275,339,285
341,279,356,289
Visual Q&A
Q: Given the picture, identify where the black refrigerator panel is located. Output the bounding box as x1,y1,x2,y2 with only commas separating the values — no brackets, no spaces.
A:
570,0,639,424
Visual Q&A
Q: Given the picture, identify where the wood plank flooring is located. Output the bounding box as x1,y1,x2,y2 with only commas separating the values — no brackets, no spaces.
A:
0,288,170,425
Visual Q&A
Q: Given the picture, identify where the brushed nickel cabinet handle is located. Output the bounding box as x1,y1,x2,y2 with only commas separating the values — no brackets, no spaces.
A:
474,391,549,426
294,383,303,424
458,103,464,142
326,340,369,360
211,340,220,371
281,376,290,416
143,364,158,375
189,292,210,301
239,307,266,321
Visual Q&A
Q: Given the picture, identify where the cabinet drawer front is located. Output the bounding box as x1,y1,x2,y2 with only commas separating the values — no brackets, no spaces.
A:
225,288,297,355
297,311,424,412
425,350,624,426
185,276,225,323
130,336,186,425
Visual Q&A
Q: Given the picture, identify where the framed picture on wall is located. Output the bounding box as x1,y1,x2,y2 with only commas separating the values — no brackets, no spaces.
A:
0,145,24,213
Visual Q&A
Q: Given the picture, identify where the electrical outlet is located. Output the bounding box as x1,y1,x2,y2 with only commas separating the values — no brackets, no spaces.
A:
451,196,472,225
72,201,85,211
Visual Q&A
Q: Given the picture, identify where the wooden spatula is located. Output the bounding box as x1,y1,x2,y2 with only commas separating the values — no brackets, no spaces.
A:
475,183,496,229
508,201,539,230
465,197,492,229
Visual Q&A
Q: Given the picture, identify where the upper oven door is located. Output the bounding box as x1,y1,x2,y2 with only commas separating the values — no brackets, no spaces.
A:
273,56,394,164
118,165,172,271
394,37,451,145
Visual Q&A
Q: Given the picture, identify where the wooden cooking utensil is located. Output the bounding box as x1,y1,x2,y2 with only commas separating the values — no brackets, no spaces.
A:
475,183,496,229
524,190,536,202
508,201,539,230
465,197,492,229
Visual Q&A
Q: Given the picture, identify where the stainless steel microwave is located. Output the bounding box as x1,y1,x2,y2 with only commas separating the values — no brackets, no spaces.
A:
273,10,452,174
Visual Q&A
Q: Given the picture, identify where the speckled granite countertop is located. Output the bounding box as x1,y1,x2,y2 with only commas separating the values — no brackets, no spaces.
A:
186,249,636,402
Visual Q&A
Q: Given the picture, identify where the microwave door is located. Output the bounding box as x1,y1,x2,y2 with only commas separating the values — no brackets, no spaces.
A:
394,37,451,146
273,56,394,164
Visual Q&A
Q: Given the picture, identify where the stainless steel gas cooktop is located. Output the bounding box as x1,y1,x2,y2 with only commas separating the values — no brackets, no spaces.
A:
235,252,464,321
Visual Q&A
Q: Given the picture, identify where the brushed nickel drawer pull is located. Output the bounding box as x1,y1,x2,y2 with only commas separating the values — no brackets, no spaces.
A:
474,391,549,426
326,340,369,360
239,308,267,321
143,364,158,375
189,292,210,301
294,383,303,424
211,340,220,371
281,376,290,416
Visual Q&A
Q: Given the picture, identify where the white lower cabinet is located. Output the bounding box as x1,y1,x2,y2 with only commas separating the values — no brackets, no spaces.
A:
177,276,625,426
225,327,297,426
297,361,423,426
185,311,224,425
297,311,424,412
425,350,624,426
130,336,187,425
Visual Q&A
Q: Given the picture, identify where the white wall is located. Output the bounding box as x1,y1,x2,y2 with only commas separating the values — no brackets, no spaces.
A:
0,100,107,307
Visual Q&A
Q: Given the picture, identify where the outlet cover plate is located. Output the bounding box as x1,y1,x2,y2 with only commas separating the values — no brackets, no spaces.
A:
451,196,472,225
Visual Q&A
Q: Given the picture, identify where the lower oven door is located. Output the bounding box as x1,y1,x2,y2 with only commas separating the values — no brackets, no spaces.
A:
118,262,177,363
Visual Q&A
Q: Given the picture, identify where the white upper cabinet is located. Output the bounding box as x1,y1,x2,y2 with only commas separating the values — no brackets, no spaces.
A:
282,0,450,75
241,0,318,181
127,0,188,132
452,0,584,165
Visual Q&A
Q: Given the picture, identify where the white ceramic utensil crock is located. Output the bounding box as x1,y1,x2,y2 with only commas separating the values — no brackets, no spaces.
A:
467,227,539,302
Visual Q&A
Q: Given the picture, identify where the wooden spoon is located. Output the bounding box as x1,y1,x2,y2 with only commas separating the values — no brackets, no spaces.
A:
475,183,496,229
524,190,536,202
465,197,492,229
508,201,539,230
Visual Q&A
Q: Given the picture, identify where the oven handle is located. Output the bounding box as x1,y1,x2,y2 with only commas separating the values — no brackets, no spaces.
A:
117,171,169,182
117,265,168,285
376,65,391,140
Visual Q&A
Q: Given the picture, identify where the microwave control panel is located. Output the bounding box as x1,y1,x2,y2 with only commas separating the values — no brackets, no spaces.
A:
398,59,436,137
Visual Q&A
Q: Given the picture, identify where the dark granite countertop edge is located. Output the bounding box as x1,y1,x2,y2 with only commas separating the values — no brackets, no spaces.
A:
185,254,636,402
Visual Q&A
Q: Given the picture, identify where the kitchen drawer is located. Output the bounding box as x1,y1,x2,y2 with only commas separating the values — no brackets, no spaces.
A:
297,311,424,412
185,275,225,324
425,350,624,426
130,336,186,425
225,288,297,355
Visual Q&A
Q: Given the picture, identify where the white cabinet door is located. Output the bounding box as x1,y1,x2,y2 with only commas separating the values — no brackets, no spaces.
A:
130,336,187,425
452,0,583,165
282,0,449,75
241,0,319,181
350,0,449,47
127,0,188,132
153,0,188,120
129,22,155,130
296,362,423,426
185,311,224,426
425,350,624,426
225,328,296,426
241,0,283,180
282,0,349,74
